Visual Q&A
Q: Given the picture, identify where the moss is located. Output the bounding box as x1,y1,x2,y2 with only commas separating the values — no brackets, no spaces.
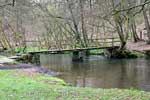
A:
132,51,145,58
110,49,140,59
89,49,104,55
145,50,150,58
13,46,47,54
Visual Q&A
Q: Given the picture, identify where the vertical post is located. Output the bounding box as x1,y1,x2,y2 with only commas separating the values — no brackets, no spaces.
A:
112,38,114,47
140,31,143,40
104,48,111,58
72,51,83,62
32,54,40,65
12,0,15,6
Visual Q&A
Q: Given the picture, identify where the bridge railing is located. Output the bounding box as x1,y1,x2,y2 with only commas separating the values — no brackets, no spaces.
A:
87,37,120,47
23,37,121,51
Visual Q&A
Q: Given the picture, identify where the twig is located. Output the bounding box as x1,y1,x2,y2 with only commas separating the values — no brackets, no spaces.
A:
0,3,12,8
113,0,150,15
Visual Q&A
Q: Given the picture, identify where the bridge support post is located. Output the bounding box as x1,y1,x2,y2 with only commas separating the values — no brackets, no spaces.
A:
72,51,84,61
85,50,90,56
31,54,40,65
104,46,119,58
104,48,112,58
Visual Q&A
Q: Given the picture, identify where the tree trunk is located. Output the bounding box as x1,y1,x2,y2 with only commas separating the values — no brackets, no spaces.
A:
111,0,127,50
115,18,126,49
66,0,84,47
79,0,88,47
131,19,140,42
143,8,150,44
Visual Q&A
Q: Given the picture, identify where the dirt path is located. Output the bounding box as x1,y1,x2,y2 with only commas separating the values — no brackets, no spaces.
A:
127,41,150,52
0,57,14,64
0,64,35,69
0,63,59,76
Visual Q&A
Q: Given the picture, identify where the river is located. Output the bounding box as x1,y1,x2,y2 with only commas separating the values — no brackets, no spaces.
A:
35,54,150,91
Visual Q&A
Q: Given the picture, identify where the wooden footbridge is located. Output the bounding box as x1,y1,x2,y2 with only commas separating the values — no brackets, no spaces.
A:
28,46,119,62
26,37,121,61
28,46,118,54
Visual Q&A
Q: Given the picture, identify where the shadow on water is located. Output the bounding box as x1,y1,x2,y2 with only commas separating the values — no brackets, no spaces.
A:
32,54,150,91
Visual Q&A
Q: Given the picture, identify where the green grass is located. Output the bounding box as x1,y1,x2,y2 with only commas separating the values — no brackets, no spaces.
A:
89,49,104,55
0,55,6,58
0,70,150,100
14,46,48,54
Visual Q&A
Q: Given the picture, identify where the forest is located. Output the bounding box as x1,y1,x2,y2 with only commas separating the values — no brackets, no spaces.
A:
0,0,150,51
1,0,150,100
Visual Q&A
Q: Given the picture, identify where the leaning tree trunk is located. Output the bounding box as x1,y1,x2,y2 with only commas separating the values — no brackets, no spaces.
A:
0,21,11,50
115,19,127,50
111,0,127,50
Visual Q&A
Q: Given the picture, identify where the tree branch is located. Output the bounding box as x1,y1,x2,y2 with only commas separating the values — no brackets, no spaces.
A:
0,3,12,8
113,0,150,15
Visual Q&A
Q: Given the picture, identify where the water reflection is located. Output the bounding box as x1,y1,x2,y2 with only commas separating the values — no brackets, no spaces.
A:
38,54,150,91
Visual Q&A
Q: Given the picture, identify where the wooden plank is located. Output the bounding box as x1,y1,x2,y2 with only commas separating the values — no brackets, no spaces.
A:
28,46,119,54
25,38,120,43
88,38,119,41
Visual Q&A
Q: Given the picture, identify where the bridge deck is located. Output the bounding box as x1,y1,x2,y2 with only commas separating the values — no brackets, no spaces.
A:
28,46,119,54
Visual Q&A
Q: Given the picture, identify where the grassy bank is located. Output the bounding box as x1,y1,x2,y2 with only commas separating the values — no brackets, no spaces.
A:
0,70,150,100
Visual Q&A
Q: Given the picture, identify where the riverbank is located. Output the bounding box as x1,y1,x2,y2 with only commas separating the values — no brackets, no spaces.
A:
0,54,150,99
0,55,15,65
0,69,150,99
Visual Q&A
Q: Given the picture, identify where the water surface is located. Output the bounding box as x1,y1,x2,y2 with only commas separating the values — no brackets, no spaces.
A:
38,54,150,91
